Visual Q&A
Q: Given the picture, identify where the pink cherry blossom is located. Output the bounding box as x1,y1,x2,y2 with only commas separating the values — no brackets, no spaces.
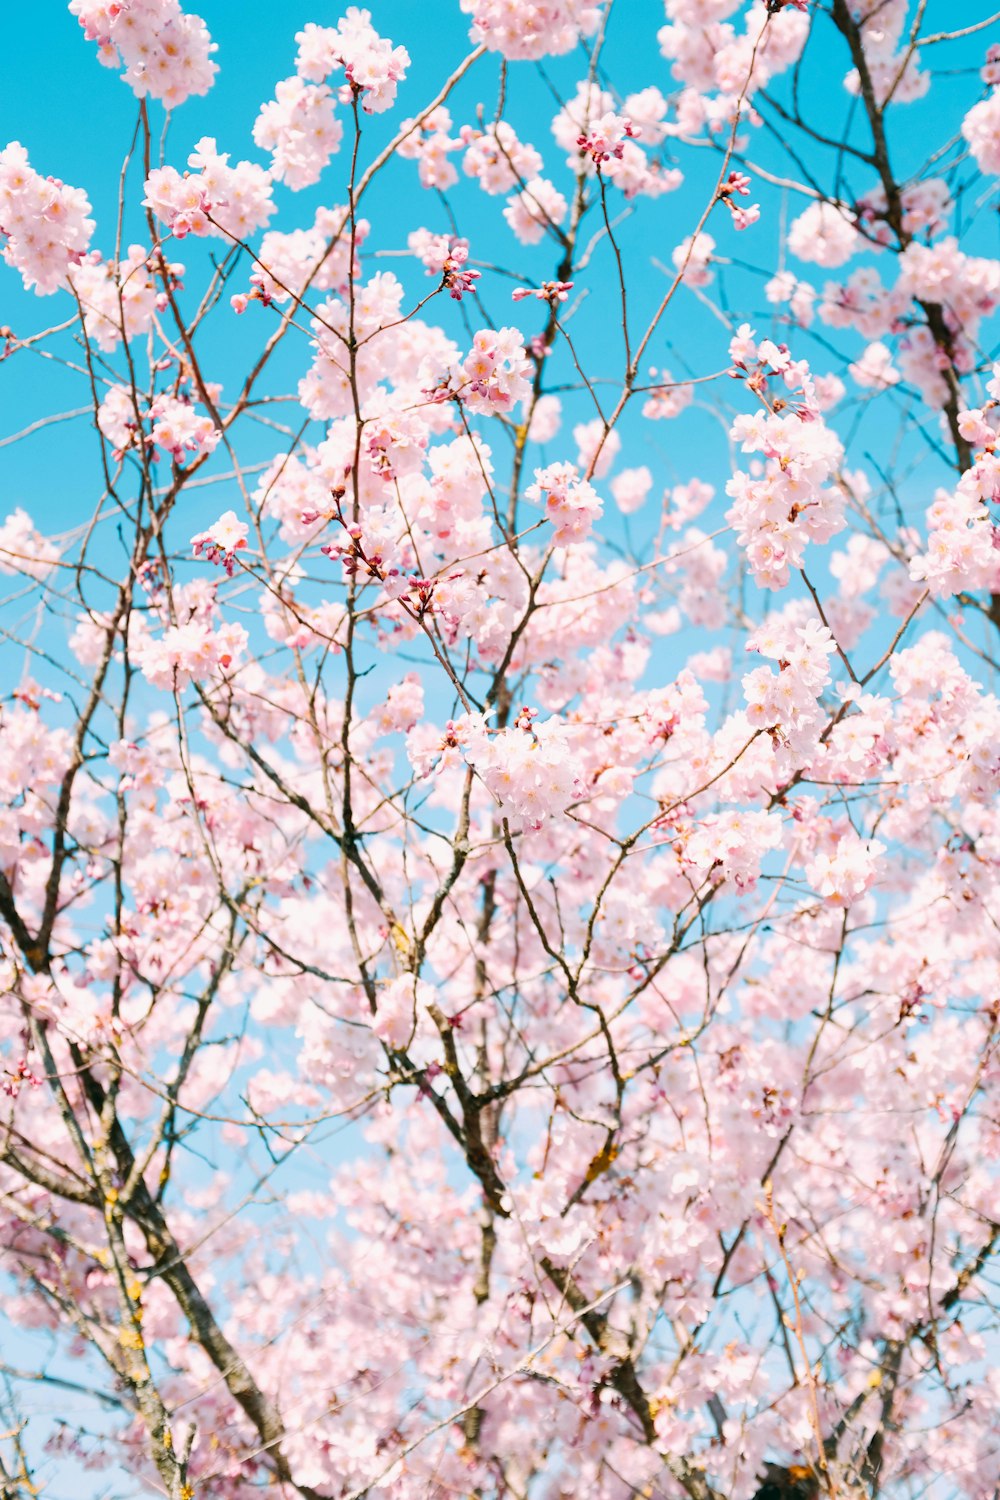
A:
611,466,653,515
191,512,249,576
0,509,59,580
573,418,620,479
503,177,568,244
69,0,218,107
460,0,605,60
293,11,409,113
69,244,166,350
963,85,1000,176
144,138,274,241
461,327,533,414
527,460,604,544
0,142,94,294
672,230,715,285
849,340,900,389
787,200,859,268
253,76,343,190
135,616,248,688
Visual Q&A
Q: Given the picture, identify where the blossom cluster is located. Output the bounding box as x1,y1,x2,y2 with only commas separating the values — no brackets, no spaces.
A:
726,327,845,587
461,326,533,414
144,138,274,241
455,709,584,827
68,0,218,107
69,244,169,351
191,511,249,576
97,382,220,464
295,11,410,113
910,372,1000,596
0,141,93,295
526,460,604,545
459,0,606,61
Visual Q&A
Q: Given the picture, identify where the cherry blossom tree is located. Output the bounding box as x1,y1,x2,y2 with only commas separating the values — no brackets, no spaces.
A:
1,2,999,1498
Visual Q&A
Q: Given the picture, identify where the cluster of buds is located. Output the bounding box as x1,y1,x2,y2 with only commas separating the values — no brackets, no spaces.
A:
512,281,574,304
2,1057,44,1099
718,172,760,231
441,240,481,301
576,117,640,165
728,323,817,416
299,486,345,532
648,707,679,745
231,271,276,314
320,506,435,618
12,679,61,711
422,374,458,406
400,576,436,618
191,511,249,577
305,486,348,530
136,558,166,595
321,524,385,581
